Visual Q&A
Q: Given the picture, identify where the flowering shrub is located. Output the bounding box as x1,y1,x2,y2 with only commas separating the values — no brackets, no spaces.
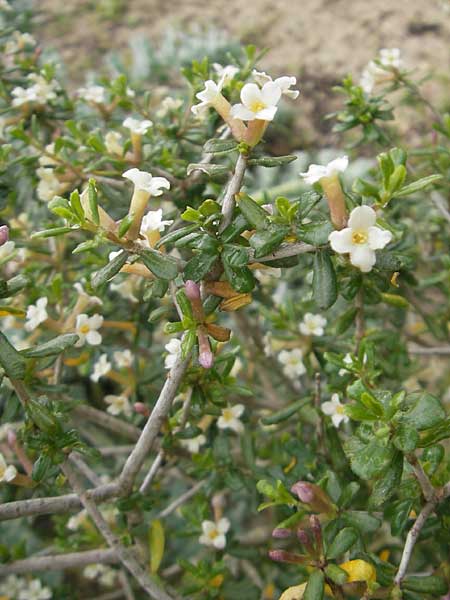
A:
1,3,450,600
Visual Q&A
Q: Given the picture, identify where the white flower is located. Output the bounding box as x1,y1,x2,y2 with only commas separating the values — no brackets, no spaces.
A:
77,85,106,104
217,404,245,434
0,0,12,11
199,518,230,550
321,393,349,428
278,348,306,380
299,313,327,337
36,167,66,202
180,431,207,453
38,143,58,167
140,209,173,234
213,63,239,87
12,74,58,107
74,282,102,307
191,80,222,116
252,70,300,99
25,297,48,331
67,508,88,531
156,96,183,118
90,354,111,382
300,156,349,185
75,313,103,347
0,240,15,262
164,338,182,369
0,421,21,443
0,452,17,482
123,168,170,196
19,579,52,600
0,575,27,597
83,564,117,587
5,31,36,54
230,357,242,378
110,277,138,302
104,394,132,417
122,117,153,135
104,131,123,155
339,353,354,376
113,349,133,368
254,266,281,286
231,81,281,121
329,205,392,273
360,48,402,94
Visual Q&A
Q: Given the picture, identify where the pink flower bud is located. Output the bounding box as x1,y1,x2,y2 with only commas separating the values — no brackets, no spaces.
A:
0,225,9,246
268,550,305,564
6,428,17,446
199,350,214,369
291,481,315,503
197,328,214,369
272,528,292,539
134,402,150,416
184,279,201,302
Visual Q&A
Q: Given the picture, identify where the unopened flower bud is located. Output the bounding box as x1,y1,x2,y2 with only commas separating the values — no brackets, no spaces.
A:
310,515,323,551
272,528,292,539
134,402,150,417
6,428,16,446
0,225,9,246
185,280,201,302
291,481,334,514
291,481,315,503
268,550,306,564
197,328,214,369
297,529,316,556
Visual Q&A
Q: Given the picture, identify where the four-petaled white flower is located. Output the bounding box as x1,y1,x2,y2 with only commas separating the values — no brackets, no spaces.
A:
299,313,327,337
83,563,117,587
300,156,349,185
18,579,52,600
360,48,402,94
278,348,306,380
123,168,170,196
90,354,111,382
199,518,230,550
164,338,182,369
321,393,349,428
329,205,392,273
36,167,67,202
217,404,245,434
0,451,17,482
77,85,106,104
75,313,103,347
180,430,207,454
113,349,133,368
231,81,281,122
104,394,132,417
0,240,15,262
252,70,300,99
25,297,48,331
140,209,174,233
122,117,153,135
104,131,123,155
12,73,58,107
191,80,223,116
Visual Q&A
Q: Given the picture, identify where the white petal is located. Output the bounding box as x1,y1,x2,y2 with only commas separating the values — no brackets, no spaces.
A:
349,245,376,272
149,177,171,197
89,314,104,329
4,464,17,481
201,520,215,534
232,404,245,418
230,104,256,121
326,155,348,176
368,226,392,250
213,534,226,549
348,205,376,230
300,164,328,185
255,106,278,121
328,228,354,254
86,330,102,346
217,517,230,533
261,81,282,106
240,83,262,108
321,401,335,416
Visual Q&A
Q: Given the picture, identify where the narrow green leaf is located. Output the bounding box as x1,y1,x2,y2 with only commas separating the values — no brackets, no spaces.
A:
304,569,324,600
140,249,178,281
21,334,79,358
313,251,337,310
0,332,26,380
395,174,442,197
91,251,129,288
88,178,100,225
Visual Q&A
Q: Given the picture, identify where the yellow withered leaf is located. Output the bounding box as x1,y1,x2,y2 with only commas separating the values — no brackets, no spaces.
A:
149,519,165,574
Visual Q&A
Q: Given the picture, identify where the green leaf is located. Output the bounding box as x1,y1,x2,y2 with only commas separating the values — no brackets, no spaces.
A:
345,437,395,480
91,251,129,288
184,252,218,282
247,154,297,167
181,329,196,358
236,193,269,229
403,575,448,595
399,391,445,431
203,138,237,154
385,499,413,536
118,213,135,237
249,225,287,258
0,332,26,380
156,224,199,248
387,165,407,194
32,226,75,239
70,189,85,221
222,244,250,268
88,179,100,225
21,334,79,358
220,214,249,244
341,511,381,534
175,289,193,319
393,424,419,453
223,263,255,293
297,221,333,245
324,564,348,586
186,163,229,178
369,451,403,507
304,569,324,600
260,398,310,425
26,398,61,434
140,249,179,280
149,520,165,574
326,527,358,559
335,307,358,335
395,174,443,197
313,251,337,310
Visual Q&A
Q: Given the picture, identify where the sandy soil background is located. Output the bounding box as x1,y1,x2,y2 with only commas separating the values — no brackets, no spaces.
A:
36,0,450,145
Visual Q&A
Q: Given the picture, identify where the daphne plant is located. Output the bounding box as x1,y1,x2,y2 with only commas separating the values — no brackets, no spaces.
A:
0,4,449,600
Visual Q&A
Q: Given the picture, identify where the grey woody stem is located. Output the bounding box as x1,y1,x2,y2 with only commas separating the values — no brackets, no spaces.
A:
219,152,248,233
62,461,175,600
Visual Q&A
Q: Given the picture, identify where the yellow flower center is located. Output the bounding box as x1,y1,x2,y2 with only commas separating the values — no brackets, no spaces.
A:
336,405,345,414
352,230,368,245
79,324,90,334
208,529,219,540
250,100,266,112
222,409,233,421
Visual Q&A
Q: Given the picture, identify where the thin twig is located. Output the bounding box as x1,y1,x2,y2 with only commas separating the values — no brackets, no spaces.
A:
73,405,142,441
157,480,206,519
249,241,315,263
219,152,248,233
407,344,450,355
406,454,435,502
